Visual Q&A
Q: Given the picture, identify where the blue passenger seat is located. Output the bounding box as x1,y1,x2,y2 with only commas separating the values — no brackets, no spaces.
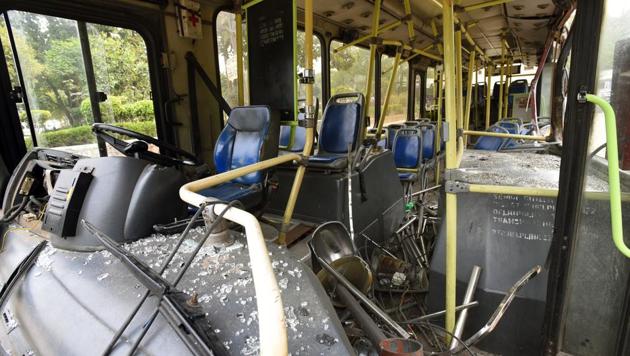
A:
387,124,403,149
279,124,306,152
473,125,510,151
368,128,387,148
417,123,436,162
305,93,365,170
198,106,279,208
393,128,422,182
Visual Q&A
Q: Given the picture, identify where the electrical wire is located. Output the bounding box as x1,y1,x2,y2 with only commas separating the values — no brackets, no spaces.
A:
125,200,241,356
102,201,230,355
409,321,476,356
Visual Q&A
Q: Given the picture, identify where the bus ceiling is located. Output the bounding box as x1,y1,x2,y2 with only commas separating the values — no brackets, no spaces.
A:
214,0,574,68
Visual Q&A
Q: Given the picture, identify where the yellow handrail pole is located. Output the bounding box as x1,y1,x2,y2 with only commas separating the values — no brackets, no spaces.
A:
473,61,481,129
241,0,264,11
364,0,382,132
433,69,438,120
498,42,505,120
402,52,420,64
411,47,443,62
463,51,476,143
485,65,493,128
463,130,547,141
333,20,401,54
376,50,402,140
279,0,315,244
468,183,630,201
382,40,443,62
442,0,458,341
235,6,245,106
428,2,489,64
435,67,443,184
455,30,464,164
403,0,415,40
431,20,444,54
503,56,512,118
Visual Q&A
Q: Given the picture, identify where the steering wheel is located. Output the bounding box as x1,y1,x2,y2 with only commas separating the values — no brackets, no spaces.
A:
92,123,199,167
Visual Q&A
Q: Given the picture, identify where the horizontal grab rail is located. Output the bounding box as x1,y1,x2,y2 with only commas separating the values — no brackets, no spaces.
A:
179,154,300,356
463,130,548,141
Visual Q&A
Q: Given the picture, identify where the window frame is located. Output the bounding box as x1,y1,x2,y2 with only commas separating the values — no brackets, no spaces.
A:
0,0,172,149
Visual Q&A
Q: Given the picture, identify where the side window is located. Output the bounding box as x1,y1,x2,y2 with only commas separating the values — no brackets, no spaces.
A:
425,67,436,115
414,73,421,119
215,11,249,110
87,24,155,128
0,11,156,156
215,12,323,118
296,31,323,117
380,54,408,125
330,40,375,120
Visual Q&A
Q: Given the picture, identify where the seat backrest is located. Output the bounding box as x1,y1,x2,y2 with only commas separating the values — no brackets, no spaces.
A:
509,79,528,94
367,128,387,148
418,123,436,161
474,125,510,151
387,123,402,149
404,121,421,128
393,128,422,169
279,125,306,152
497,120,520,134
318,93,365,154
492,82,501,99
214,106,279,185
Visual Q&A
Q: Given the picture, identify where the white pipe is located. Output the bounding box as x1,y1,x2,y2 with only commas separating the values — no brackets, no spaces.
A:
218,203,288,356
179,171,290,356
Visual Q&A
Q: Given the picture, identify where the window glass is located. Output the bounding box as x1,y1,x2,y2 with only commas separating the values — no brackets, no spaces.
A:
380,54,408,125
6,12,91,152
0,16,32,149
297,31,323,116
216,12,323,117
414,73,421,119
330,40,375,120
216,11,249,109
87,23,155,128
561,2,630,355
425,67,436,115
2,11,156,156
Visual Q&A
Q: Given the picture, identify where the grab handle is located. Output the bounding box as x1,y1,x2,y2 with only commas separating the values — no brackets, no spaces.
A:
582,93,630,258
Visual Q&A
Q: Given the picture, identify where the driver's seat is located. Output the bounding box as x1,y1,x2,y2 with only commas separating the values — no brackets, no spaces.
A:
198,106,279,209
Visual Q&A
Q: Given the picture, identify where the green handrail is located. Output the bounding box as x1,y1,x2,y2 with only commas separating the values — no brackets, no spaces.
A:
585,93,630,258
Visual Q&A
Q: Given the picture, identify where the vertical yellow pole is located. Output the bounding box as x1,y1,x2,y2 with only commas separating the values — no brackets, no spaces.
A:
364,0,382,130
473,60,479,129
498,42,505,121
455,31,463,136
503,57,512,118
279,0,315,244
485,65,493,129
435,68,443,184
376,51,401,140
463,51,476,143
442,0,458,341
432,70,438,120
455,30,464,164
235,8,245,106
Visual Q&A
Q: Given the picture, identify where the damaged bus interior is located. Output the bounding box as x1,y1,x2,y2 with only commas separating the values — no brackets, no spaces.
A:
1,0,630,355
